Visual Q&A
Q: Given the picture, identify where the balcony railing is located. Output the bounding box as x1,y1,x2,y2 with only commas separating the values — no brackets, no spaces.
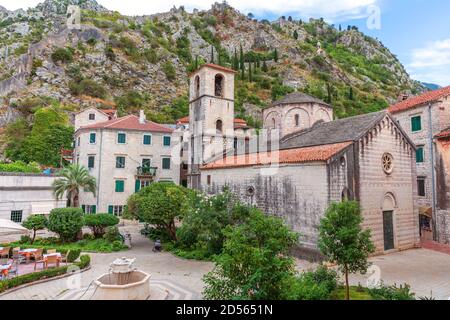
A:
137,166,158,177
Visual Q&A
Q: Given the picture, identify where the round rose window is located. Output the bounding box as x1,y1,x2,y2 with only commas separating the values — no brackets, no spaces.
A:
382,153,394,175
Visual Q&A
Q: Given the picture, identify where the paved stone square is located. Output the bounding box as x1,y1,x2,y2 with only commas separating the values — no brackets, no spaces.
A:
1,224,449,300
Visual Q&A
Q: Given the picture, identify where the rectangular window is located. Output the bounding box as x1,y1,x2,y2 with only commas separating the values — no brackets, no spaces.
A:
416,146,424,163
162,157,171,170
89,113,96,120
82,205,96,214
88,156,95,169
207,175,211,185
418,178,426,197
116,156,126,169
77,137,81,147
142,158,151,168
108,205,124,217
163,136,171,147
89,133,96,144
411,116,422,132
10,210,23,223
143,135,152,145
118,133,126,144
115,180,125,193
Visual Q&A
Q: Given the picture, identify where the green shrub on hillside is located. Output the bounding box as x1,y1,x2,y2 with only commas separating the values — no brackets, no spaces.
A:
69,79,107,99
51,47,74,63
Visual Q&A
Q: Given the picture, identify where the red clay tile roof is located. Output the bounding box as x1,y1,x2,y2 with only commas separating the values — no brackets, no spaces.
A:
436,127,450,139
202,141,352,170
79,115,173,133
194,63,237,75
389,86,450,114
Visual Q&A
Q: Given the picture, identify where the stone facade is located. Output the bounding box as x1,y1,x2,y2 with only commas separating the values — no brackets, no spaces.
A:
74,107,111,132
263,100,334,138
390,93,450,243
0,173,66,222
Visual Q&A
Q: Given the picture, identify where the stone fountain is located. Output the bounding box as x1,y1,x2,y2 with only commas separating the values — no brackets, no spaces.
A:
91,257,151,300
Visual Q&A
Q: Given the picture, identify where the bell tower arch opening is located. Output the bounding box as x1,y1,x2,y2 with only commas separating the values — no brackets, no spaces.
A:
215,74,224,97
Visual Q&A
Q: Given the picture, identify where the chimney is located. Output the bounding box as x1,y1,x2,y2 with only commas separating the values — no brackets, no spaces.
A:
139,110,146,124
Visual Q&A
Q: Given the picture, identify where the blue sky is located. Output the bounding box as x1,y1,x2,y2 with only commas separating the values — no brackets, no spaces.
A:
1,0,449,86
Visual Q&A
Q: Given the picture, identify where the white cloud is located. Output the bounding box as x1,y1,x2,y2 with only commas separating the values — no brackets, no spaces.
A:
408,39,450,86
0,0,379,22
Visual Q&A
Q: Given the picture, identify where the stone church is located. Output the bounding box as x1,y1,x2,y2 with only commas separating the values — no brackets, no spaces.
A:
186,64,420,255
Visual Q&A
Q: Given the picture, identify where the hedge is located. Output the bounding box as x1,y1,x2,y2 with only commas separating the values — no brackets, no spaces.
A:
0,255,90,294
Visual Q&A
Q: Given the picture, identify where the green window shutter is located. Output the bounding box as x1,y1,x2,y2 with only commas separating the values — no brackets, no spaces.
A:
163,136,171,146
88,156,95,169
162,157,171,170
135,180,141,193
90,133,96,144
81,205,86,213
92,205,96,214
115,180,125,192
411,116,422,132
118,133,126,144
108,206,113,214
143,135,152,145
416,148,424,163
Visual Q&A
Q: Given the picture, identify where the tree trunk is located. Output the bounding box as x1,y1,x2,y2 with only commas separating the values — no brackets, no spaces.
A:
345,267,350,301
73,190,79,208
31,230,36,244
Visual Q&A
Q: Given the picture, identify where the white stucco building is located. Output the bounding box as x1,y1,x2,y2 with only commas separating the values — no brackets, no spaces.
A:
0,173,66,223
74,109,181,215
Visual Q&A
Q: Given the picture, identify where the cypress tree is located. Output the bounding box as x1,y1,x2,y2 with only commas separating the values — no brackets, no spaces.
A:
256,56,260,68
240,45,245,79
248,60,252,82
274,48,279,62
349,87,354,100
210,46,214,64
293,30,299,40
262,60,268,72
233,48,239,70
194,55,198,70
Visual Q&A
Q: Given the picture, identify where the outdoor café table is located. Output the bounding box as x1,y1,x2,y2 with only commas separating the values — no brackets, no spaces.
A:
19,249,38,264
43,253,62,260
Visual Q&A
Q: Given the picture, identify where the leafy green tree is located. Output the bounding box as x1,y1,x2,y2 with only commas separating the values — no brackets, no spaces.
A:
22,107,74,167
125,182,193,241
318,201,375,300
22,214,48,244
4,119,31,162
203,209,299,300
53,164,97,208
293,30,299,40
84,214,120,238
48,208,84,242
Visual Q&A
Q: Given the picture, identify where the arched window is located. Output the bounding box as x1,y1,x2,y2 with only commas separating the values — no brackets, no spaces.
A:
215,74,224,97
216,119,223,134
272,118,276,129
295,114,300,127
195,75,200,98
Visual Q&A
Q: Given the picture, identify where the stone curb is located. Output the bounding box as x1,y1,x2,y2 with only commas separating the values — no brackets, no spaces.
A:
0,266,91,298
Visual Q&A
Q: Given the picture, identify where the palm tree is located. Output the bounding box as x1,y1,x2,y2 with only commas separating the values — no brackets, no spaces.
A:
53,164,96,208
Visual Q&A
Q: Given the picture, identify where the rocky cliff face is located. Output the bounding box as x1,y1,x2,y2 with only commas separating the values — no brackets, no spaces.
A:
0,0,425,127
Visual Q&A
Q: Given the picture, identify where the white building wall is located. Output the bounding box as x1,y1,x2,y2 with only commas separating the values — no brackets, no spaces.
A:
74,129,181,214
74,107,110,132
0,173,66,222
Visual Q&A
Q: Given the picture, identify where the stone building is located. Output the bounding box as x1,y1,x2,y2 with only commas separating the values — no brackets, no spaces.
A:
186,64,256,189
263,92,333,137
73,109,181,215
0,172,66,222
389,86,450,244
187,64,419,255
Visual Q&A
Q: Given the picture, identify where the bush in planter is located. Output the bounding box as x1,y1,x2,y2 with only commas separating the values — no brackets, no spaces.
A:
84,214,120,238
104,226,121,243
67,249,82,263
368,283,415,300
285,266,339,300
48,208,84,242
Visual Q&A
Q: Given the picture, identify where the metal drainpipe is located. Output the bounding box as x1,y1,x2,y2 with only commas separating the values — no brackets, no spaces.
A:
428,103,438,241
96,129,103,211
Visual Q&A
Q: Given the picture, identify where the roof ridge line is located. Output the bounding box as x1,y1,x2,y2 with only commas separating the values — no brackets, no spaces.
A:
104,115,133,128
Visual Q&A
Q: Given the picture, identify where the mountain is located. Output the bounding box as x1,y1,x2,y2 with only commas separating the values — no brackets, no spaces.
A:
421,82,441,91
0,0,426,130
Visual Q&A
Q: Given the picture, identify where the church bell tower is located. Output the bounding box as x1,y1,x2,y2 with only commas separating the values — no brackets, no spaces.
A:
187,64,236,189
